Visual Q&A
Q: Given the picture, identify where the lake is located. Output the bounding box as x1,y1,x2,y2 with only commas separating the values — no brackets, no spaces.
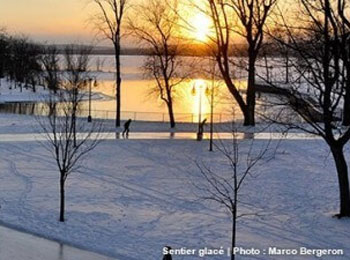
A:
1,55,274,123
83,55,245,123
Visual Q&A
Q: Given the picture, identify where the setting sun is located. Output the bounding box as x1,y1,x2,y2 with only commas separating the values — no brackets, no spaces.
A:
191,13,211,42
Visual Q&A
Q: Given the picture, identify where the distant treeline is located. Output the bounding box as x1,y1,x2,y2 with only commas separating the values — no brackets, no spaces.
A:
47,43,281,57
0,33,280,60
0,32,91,93
0,33,42,91
0,30,283,91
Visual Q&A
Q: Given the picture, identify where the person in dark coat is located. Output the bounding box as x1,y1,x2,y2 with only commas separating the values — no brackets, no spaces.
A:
122,119,132,138
197,118,207,141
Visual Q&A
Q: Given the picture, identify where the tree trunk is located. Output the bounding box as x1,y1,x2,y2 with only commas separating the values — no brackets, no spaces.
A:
217,55,248,125
59,176,65,222
115,42,122,128
231,207,237,260
73,112,76,148
285,52,290,84
331,145,350,217
245,55,256,126
243,107,255,126
167,101,176,128
264,55,269,82
342,86,350,126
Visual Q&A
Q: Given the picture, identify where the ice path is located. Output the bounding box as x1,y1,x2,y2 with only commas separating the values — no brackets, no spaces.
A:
0,225,115,260
0,132,321,142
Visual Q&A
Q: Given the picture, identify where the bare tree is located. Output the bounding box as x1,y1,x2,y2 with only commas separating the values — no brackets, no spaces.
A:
39,47,102,222
41,46,61,94
0,30,10,80
63,46,92,147
129,0,188,128
9,36,42,92
194,127,273,260
190,0,277,126
95,56,105,72
266,27,292,84
92,0,128,128
264,0,350,217
39,97,102,222
337,0,350,126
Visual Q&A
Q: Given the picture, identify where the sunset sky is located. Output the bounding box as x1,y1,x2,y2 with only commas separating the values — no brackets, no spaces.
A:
0,0,94,43
0,0,292,45
0,0,221,45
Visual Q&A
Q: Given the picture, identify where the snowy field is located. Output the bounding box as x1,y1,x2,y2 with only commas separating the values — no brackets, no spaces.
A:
0,113,349,259
0,78,108,104
0,63,348,259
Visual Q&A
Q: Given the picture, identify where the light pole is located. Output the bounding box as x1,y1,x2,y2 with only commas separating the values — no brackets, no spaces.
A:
88,77,97,123
206,84,214,151
192,81,205,141
208,60,216,151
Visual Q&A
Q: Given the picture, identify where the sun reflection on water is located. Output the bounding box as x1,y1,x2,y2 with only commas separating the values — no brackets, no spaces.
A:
82,77,247,123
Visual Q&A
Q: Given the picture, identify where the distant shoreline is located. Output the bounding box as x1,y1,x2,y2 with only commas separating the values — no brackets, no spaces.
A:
46,43,279,57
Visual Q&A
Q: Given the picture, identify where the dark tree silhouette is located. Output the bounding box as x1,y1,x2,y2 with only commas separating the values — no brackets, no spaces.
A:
194,126,273,260
41,46,61,94
92,0,129,128
9,37,42,92
264,0,350,217
39,46,102,222
192,0,277,126
129,0,190,128
0,30,10,79
337,0,350,126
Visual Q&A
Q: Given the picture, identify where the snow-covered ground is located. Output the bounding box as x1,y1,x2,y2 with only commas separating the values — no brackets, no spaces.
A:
0,112,315,135
0,78,109,104
0,113,234,134
0,114,349,259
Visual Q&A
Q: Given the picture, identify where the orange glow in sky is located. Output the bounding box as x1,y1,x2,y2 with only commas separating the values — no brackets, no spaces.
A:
0,0,92,43
0,0,212,44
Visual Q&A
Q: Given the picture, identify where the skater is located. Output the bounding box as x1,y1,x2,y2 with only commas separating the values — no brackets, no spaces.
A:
122,119,132,138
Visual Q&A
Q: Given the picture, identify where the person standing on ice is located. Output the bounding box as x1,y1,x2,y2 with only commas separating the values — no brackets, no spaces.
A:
197,118,207,141
122,119,132,138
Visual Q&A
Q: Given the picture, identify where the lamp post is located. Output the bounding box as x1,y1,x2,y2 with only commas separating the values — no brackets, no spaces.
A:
208,60,216,151
192,81,205,141
88,77,97,123
206,85,214,151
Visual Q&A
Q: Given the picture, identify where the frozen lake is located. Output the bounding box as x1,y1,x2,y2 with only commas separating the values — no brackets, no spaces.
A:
0,55,288,123
85,55,241,122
